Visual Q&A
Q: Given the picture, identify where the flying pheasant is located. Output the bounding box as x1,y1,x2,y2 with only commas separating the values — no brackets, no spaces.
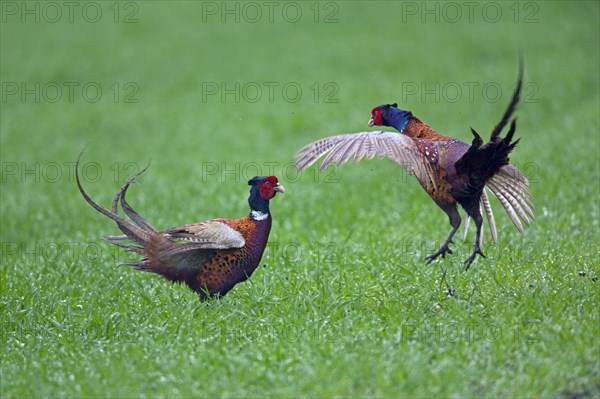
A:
76,155,284,300
295,65,533,268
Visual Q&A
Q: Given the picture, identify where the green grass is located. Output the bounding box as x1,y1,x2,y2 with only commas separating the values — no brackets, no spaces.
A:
1,1,599,397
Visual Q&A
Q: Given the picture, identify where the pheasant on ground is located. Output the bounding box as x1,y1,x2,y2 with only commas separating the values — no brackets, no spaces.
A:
295,65,533,268
76,155,284,300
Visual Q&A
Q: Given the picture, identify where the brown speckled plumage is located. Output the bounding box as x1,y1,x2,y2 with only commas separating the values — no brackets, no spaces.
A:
76,160,283,300
185,216,272,297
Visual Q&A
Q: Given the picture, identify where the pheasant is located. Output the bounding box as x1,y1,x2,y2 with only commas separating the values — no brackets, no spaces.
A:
295,65,533,268
76,155,284,300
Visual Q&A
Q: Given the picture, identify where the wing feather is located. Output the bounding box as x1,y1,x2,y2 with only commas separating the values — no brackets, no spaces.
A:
490,172,534,217
482,188,497,244
490,175,534,220
295,131,438,190
161,221,245,249
486,164,534,231
353,133,373,163
487,182,525,232
488,180,531,226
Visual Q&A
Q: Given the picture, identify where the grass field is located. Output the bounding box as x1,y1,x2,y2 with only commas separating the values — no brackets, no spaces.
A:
1,1,599,397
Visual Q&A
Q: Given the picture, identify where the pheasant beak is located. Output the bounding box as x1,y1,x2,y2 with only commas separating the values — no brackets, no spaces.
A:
274,183,285,194
368,117,375,127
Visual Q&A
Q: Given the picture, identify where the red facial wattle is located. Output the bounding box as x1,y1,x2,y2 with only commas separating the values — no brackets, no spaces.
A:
259,176,284,200
370,107,383,126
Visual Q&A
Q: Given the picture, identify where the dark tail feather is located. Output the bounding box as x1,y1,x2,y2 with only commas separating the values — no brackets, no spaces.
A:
102,236,144,254
111,163,159,234
470,128,484,148
76,151,157,249
504,119,520,148
490,58,524,141
454,59,525,199
456,119,520,191
77,151,202,284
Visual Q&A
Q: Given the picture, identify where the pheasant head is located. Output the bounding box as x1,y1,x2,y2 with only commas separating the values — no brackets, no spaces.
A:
368,103,412,132
247,176,284,216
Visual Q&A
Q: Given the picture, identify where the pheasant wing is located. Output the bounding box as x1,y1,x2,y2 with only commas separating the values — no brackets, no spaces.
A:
295,131,438,191
161,220,245,249
130,220,246,277
486,165,534,232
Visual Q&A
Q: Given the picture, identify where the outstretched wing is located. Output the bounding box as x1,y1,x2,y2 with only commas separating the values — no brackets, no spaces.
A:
294,131,438,191
463,166,533,242
161,220,245,249
486,165,534,232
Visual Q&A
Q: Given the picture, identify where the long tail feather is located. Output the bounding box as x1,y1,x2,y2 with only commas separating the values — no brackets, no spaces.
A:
76,151,155,247
101,236,144,254
118,169,160,234
454,60,524,203
490,58,524,141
